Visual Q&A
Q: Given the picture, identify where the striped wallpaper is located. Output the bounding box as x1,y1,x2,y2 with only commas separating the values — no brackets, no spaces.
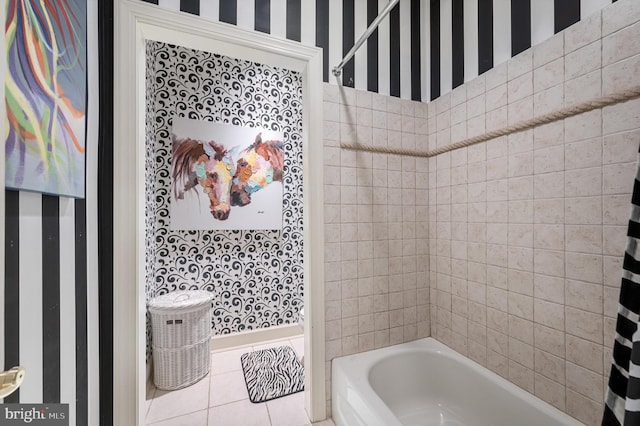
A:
2,1,101,425
143,0,615,101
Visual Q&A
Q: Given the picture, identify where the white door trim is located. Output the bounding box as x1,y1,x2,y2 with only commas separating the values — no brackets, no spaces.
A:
113,2,325,424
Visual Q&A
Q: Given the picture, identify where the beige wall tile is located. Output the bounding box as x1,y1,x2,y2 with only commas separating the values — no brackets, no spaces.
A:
603,129,640,165
534,249,565,278
534,199,565,224
508,96,534,125
486,84,508,112
534,274,565,304
535,323,565,358
534,299,565,331
566,252,603,284
603,21,640,66
509,360,534,393
603,0,640,36
535,373,566,411
566,11,601,49
508,50,533,80
534,121,564,149
565,167,602,197
603,53,640,97
535,348,566,384
509,337,534,369
565,225,603,254
565,41,601,80
534,58,564,92
565,196,602,225
534,145,565,174
603,98,640,135
566,334,604,375
566,361,604,402
535,172,565,199
603,225,627,257
566,388,603,426
533,33,564,68
533,84,564,116
566,279,603,314
508,292,534,320
603,162,636,195
565,69,602,106
565,110,602,143
488,307,509,334
534,224,565,250
566,306,604,344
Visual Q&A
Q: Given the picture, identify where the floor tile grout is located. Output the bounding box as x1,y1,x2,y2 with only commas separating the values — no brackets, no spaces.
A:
146,335,311,426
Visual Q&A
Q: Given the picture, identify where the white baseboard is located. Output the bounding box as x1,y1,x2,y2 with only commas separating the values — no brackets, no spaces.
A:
146,324,302,390
211,324,302,352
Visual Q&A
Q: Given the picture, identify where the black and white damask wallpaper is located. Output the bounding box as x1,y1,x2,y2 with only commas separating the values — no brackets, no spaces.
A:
149,42,304,335
145,41,159,360
144,43,157,361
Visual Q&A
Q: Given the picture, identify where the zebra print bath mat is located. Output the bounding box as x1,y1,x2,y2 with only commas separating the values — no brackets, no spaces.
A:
240,345,304,403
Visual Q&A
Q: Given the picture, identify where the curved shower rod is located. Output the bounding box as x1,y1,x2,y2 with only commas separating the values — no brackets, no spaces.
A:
332,0,400,78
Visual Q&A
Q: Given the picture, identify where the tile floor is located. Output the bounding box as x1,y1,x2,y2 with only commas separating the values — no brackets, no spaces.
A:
145,335,335,426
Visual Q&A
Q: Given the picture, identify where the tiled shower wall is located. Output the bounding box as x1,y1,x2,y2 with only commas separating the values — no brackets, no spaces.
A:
322,84,431,414
426,2,640,425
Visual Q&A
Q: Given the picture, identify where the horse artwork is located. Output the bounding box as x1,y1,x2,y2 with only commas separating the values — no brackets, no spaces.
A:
169,118,284,230
231,134,284,207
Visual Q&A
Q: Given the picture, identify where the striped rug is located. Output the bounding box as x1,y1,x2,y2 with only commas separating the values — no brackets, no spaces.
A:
240,345,304,403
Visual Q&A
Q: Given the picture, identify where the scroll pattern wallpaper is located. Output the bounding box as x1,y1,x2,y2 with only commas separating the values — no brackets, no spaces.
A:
149,42,304,336
145,41,159,360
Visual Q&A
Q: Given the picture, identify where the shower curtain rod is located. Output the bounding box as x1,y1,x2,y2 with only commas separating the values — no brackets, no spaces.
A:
332,0,400,78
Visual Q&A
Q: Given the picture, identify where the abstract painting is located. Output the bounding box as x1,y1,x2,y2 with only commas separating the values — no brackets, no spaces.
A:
5,0,87,198
170,118,284,230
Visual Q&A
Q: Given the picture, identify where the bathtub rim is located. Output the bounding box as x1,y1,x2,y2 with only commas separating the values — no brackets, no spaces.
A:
332,337,584,426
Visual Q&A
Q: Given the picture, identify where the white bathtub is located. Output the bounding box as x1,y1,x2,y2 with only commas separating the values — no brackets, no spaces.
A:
332,338,584,426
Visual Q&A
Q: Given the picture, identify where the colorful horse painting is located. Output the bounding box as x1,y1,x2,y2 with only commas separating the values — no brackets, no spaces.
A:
171,132,284,221
231,133,284,207
171,136,236,220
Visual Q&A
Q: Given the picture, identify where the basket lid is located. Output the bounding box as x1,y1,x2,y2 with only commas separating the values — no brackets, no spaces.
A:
148,290,212,312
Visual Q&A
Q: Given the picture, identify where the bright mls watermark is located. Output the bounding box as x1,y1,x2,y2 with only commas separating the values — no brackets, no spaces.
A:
0,405,68,425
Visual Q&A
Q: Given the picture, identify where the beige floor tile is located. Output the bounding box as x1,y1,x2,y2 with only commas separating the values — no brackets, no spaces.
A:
251,339,291,352
210,347,247,375
210,370,249,407
266,392,310,426
311,420,336,426
289,336,305,358
146,409,208,426
146,380,156,417
208,399,271,426
146,376,210,423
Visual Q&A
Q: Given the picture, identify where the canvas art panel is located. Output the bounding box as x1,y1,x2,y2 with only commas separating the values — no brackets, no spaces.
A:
5,0,87,198
170,118,284,230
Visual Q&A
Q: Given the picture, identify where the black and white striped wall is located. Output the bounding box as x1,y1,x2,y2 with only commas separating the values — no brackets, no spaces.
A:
2,1,101,425
142,0,617,101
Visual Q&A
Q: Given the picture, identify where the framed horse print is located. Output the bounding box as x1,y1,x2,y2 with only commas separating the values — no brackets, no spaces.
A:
170,117,284,230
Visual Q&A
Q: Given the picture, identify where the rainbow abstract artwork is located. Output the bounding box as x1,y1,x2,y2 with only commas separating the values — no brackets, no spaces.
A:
5,0,87,198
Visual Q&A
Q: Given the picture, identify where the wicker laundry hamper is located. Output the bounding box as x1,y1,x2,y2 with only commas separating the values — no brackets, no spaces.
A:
148,290,213,390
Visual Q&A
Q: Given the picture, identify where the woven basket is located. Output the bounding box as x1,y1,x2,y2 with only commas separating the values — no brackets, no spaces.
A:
148,290,213,390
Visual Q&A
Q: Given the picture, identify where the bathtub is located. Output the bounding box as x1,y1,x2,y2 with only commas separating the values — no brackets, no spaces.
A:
332,338,583,426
